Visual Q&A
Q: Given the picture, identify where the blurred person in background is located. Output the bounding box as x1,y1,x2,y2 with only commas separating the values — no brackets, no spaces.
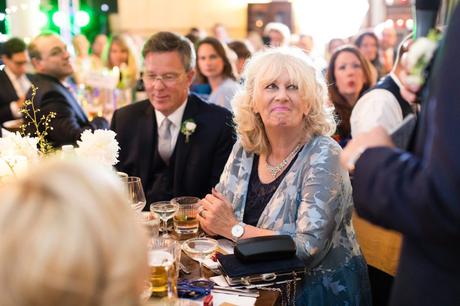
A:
379,25,398,74
325,38,347,63
341,2,460,305
326,46,373,147
106,34,139,107
106,34,139,90
91,34,107,68
263,22,291,47
185,27,204,45
0,158,148,306
27,32,108,147
355,31,383,83
296,34,314,54
0,37,31,126
71,34,91,85
211,23,231,44
246,31,265,52
351,35,414,137
195,37,240,111
227,40,251,79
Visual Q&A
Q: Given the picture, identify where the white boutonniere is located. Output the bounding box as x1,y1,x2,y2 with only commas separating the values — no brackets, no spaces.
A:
406,30,442,87
180,119,197,143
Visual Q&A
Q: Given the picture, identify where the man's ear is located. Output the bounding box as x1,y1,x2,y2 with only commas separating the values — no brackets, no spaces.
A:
30,57,41,71
186,69,196,85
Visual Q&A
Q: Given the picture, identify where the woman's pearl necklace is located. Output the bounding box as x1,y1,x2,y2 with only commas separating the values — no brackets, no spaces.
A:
265,143,302,178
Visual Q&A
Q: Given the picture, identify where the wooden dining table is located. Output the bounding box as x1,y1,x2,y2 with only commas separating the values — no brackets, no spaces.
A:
146,231,280,306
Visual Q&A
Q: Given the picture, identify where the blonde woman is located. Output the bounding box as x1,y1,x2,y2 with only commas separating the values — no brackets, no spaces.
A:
106,34,139,89
198,47,371,305
0,159,148,306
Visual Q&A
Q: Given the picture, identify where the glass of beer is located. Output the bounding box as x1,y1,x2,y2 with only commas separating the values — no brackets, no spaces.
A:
149,238,181,298
171,196,200,235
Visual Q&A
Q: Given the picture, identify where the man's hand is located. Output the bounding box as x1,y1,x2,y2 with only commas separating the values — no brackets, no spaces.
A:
341,126,395,171
16,96,26,109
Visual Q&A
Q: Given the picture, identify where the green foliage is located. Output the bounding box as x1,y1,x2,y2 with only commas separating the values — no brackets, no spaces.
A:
20,85,56,155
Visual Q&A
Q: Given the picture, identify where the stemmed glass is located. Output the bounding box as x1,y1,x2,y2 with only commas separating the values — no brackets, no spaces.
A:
125,176,146,213
182,237,218,279
150,201,178,238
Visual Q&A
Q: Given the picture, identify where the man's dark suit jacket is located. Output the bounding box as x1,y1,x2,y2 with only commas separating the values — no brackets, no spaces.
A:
25,73,108,148
353,5,460,306
111,94,235,205
0,68,30,124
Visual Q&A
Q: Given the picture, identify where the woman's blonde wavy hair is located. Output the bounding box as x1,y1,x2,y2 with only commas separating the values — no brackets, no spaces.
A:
233,47,336,155
0,159,148,306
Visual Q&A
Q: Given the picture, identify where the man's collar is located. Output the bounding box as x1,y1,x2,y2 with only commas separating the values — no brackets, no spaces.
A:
389,72,403,90
4,66,20,81
154,98,188,128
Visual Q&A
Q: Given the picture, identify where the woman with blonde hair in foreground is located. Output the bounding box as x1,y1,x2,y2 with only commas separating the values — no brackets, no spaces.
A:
0,159,148,306
197,47,371,305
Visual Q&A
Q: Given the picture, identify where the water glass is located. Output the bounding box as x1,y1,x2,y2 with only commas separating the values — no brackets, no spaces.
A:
182,237,218,279
126,176,146,213
150,201,178,238
139,212,160,240
171,196,200,235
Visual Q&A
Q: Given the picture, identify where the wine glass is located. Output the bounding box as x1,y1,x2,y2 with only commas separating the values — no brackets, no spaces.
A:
182,237,218,279
150,201,178,238
126,176,146,213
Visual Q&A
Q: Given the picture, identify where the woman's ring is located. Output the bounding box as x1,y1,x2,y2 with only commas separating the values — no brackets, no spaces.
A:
198,207,205,218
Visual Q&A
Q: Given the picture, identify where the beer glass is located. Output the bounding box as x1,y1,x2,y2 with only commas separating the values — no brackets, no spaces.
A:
171,196,200,235
149,238,181,298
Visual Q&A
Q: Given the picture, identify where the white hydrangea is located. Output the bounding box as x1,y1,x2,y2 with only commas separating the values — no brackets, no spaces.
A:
0,132,39,162
76,130,120,166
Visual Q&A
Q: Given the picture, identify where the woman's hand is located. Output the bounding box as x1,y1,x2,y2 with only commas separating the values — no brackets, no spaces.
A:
197,188,238,239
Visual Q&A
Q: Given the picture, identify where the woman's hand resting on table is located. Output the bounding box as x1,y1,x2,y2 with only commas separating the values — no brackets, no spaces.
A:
197,188,238,239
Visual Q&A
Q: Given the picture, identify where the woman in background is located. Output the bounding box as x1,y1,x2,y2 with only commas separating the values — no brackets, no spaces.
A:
0,159,148,306
72,34,91,85
106,34,139,90
327,46,373,147
195,37,240,111
104,34,140,109
355,31,382,83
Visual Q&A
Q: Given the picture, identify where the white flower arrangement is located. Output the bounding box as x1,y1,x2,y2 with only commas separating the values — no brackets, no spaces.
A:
0,132,39,162
180,119,197,143
76,130,120,167
0,132,39,177
406,30,442,87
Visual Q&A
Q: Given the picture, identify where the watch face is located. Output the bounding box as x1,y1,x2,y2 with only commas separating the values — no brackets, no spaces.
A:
232,224,244,238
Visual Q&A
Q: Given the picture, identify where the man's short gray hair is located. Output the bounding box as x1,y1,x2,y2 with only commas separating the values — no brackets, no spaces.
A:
142,31,196,71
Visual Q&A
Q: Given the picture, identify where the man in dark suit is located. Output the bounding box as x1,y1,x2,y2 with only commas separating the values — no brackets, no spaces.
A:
111,32,235,205
0,37,31,126
26,33,108,147
341,3,460,306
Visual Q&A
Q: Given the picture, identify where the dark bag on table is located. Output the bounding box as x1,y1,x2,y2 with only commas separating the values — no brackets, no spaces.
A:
217,235,305,286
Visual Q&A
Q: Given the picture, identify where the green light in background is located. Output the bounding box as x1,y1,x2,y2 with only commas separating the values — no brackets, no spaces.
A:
52,11,65,28
75,10,90,27
38,11,48,28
